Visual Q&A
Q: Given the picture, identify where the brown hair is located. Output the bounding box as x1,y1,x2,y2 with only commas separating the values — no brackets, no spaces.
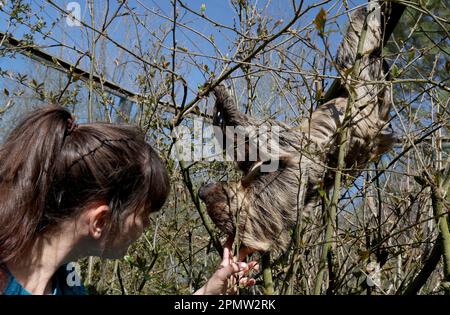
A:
0,105,170,263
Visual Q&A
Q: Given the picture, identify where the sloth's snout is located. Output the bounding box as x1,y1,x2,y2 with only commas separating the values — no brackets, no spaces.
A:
198,183,215,201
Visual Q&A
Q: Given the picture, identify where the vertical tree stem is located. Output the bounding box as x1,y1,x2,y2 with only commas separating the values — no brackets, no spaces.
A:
314,7,372,294
431,179,450,293
262,252,274,295
179,160,223,256
86,0,95,286
88,0,95,122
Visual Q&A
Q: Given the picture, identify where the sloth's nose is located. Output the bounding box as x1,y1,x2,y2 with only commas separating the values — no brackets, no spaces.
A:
198,183,214,201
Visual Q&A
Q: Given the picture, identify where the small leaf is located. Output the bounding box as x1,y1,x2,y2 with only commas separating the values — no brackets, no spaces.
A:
123,255,133,264
407,48,415,62
391,64,400,78
318,186,326,198
314,8,327,36
200,3,206,15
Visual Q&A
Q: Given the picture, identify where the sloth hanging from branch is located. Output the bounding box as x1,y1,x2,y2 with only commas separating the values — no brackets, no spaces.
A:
199,3,396,254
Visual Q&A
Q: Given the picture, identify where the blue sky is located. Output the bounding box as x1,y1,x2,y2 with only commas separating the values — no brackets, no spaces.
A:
0,0,367,125
0,0,366,95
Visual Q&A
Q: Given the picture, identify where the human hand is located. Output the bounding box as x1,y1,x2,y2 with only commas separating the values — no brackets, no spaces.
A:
193,236,258,295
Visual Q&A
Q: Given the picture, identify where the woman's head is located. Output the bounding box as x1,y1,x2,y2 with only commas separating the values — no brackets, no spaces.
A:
0,105,170,262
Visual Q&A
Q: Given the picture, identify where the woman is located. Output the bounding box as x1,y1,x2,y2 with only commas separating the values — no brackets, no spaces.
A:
0,105,256,295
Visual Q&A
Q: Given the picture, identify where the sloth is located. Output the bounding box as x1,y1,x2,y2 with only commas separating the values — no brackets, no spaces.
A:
198,6,395,253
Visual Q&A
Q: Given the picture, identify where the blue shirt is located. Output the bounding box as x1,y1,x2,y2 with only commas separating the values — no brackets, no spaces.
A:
1,263,86,295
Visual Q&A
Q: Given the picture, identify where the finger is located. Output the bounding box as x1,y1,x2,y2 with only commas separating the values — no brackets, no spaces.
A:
228,274,237,286
222,246,231,264
247,261,259,272
237,261,258,275
235,262,248,274
236,269,246,278
216,261,246,280
230,262,248,277
238,277,256,288
222,235,234,262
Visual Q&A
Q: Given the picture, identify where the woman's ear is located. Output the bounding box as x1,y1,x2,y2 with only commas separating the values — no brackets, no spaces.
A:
88,205,110,239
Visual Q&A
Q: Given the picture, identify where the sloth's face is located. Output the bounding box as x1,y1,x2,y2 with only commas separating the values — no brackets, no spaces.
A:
198,178,273,252
198,181,244,237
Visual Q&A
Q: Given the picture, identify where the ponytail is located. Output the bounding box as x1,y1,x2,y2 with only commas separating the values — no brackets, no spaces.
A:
0,106,74,262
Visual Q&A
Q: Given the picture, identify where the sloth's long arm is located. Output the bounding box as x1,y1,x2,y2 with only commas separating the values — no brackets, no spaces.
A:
213,84,248,127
